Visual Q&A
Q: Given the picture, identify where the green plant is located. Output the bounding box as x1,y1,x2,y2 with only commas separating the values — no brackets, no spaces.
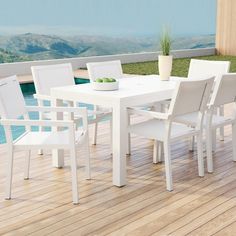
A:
160,29,172,56
123,55,236,77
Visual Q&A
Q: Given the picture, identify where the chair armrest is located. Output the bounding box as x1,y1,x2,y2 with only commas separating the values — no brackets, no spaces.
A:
128,107,170,120
34,94,78,106
0,119,75,128
33,94,53,101
25,106,87,117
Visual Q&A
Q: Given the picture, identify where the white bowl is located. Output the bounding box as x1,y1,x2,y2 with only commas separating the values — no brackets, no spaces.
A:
92,81,119,91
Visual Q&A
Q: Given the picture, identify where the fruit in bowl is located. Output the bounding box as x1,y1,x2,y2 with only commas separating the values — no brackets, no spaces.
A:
92,78,119,91
95,78,117,83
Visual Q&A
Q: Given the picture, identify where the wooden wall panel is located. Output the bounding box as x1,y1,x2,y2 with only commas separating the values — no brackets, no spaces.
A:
216,0,236,55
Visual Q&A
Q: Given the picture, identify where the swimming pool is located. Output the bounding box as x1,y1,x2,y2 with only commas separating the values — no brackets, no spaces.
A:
0,78,90,144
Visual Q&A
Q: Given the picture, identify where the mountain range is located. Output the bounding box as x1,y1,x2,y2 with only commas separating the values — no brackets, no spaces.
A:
0,33,215,63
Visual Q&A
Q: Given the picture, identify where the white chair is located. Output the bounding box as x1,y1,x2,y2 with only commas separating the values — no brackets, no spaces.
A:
0,76,90,204
87,60,129,153
176,74,236,172
188,59,230,80
128,77,214,191
87,60,123,81
188,59,230,146
31,63,111,149
86,61,123,150
86,60,155,154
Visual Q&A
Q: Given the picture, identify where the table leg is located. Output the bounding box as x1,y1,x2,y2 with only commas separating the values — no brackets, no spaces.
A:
112,104,127,187
52,98,64,168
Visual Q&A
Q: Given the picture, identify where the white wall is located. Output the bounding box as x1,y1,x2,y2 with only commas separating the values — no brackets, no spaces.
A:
0,48,215,77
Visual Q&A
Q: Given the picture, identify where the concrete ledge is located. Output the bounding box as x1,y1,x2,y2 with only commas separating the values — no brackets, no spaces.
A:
0,48,215,78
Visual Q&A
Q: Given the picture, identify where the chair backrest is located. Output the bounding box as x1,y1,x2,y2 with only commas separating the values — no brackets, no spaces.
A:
31,63,75,95
86,60,123,81
169,77,215,118
210,73,236,107
188,59,230,80
0,76,26,119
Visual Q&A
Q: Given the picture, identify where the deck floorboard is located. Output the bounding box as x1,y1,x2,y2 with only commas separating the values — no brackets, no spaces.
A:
0,105,236,236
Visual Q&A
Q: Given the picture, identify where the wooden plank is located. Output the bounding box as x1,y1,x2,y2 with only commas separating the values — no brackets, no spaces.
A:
16,148,234,233
185,206,236,235
214,221,236,235
0,106,236,235
216,0,236,55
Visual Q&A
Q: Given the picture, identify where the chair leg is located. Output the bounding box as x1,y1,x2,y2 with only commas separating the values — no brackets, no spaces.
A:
5,148,14,200
38,149,43,155
232,124,236,162
92,122,98,145
110,118,113,154
153,141,159,164
127,114,131,155
219,106,224,141
24,151,31,180
153,141,162,164
189,136,195,152
127,134,131,155
159,142,164,162
220,127,224,141
70,147,79,205
206,128,213,173
84,133,91,180
197,133,204,177
38,111,44,155
212,129,217,152
163,141,173,191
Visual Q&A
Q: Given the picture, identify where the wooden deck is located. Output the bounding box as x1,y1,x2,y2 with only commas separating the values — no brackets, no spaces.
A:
0,106,236,235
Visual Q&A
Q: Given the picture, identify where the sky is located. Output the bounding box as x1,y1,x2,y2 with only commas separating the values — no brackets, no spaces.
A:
0,0,216,37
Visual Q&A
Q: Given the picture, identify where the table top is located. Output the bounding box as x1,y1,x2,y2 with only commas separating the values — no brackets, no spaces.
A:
50,75,185,106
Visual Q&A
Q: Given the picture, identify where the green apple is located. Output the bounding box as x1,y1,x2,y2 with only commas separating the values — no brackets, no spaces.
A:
95,78,103,83
107,78,114,82
96,77,116,83
104,78,116,82
102,78,110,83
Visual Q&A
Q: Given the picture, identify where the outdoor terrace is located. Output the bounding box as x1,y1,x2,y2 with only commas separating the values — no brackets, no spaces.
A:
0,103,235,235
1,0,236,234
0,50,236,235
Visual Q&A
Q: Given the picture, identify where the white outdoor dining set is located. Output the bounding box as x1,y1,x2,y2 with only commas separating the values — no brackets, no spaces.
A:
0,59,236,204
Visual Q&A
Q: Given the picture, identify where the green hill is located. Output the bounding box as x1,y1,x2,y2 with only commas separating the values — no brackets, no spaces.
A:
0,33,215,63
0,48,30,63
0,33,89,60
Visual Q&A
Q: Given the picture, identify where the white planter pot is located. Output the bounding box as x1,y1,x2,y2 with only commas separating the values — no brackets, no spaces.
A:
158,55,173,81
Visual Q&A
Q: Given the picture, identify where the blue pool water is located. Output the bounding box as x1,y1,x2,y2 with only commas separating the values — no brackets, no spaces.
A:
0,94,39,144
0,78,91,144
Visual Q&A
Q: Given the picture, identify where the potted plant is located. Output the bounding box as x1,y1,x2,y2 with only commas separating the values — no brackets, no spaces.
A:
158,29,172,81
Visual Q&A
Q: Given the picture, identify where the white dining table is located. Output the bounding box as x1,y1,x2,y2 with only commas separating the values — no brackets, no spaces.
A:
50,75,180,187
